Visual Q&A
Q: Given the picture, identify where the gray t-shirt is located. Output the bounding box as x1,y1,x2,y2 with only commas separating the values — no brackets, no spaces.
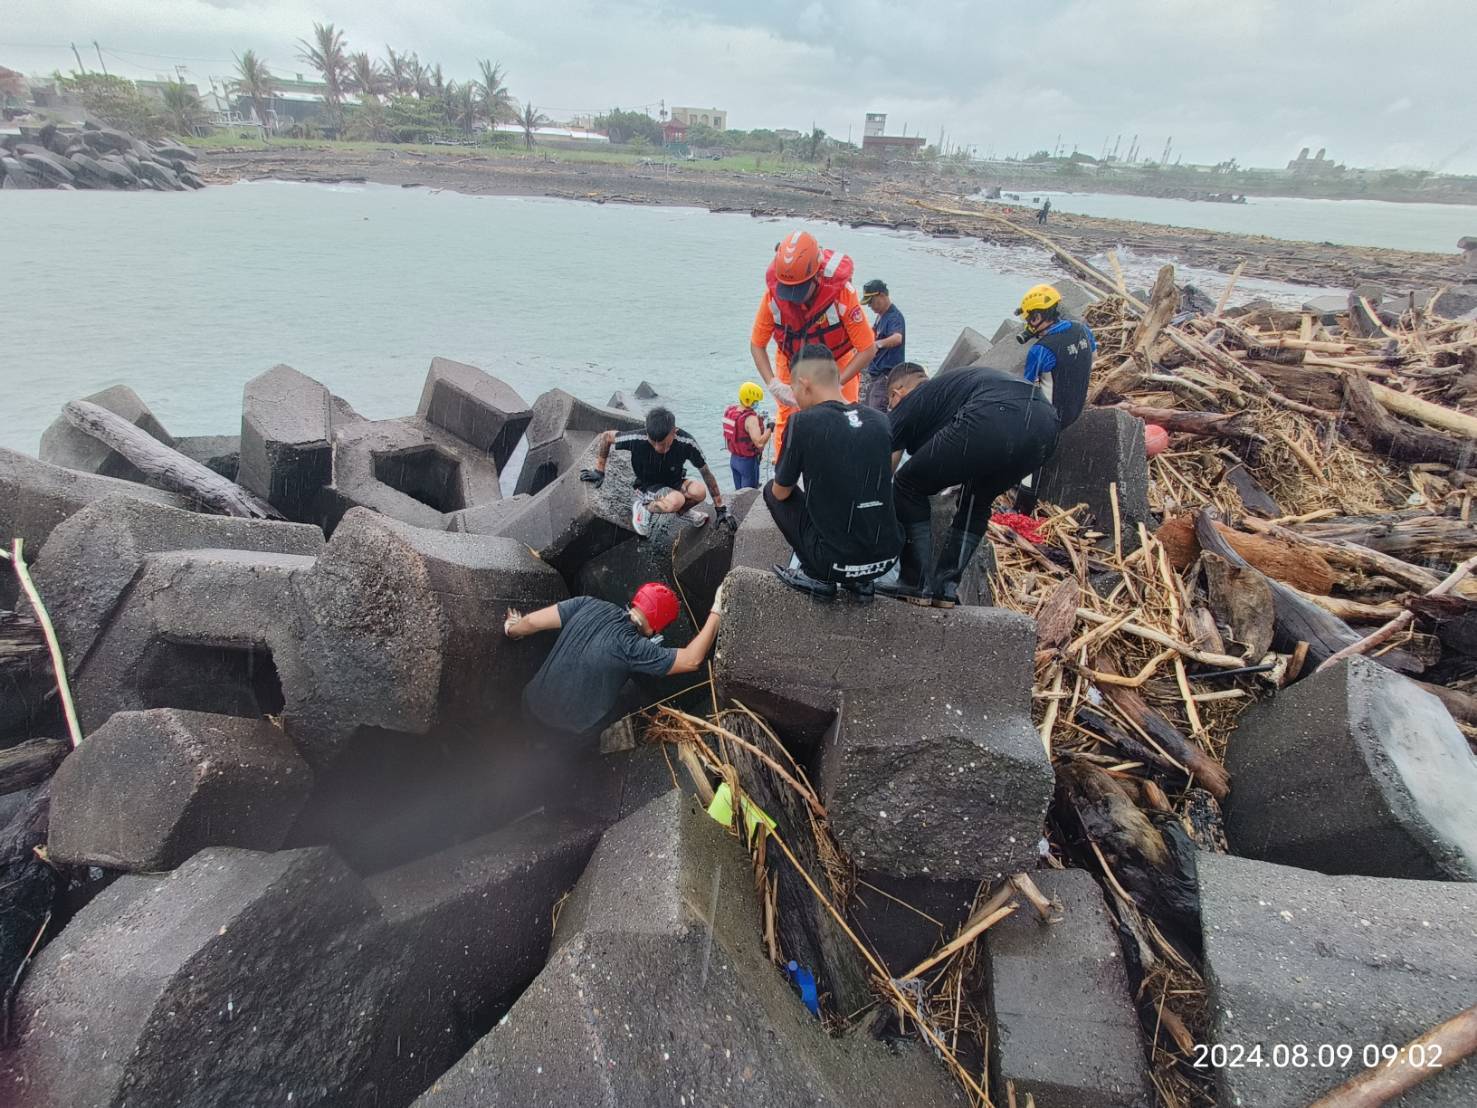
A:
522,597,677,734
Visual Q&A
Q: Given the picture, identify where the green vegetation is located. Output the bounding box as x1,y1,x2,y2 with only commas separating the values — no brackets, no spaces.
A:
55,72,162,137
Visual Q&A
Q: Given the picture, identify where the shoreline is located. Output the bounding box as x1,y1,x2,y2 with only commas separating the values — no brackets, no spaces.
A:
194,144,1466,291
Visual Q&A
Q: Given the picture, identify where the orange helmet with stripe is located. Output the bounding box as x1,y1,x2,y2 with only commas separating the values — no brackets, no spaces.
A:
774,230,821,290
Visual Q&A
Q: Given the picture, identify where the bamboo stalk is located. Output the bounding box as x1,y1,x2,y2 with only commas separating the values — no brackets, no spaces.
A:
900,904,1018,982
11,539,82,748
1211,260,1245,319
1308,1003,1477,1108
1074,608,1244,667
1315,553,1477,672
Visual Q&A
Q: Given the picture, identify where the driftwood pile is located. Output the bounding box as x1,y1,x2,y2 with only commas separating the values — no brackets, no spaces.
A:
0,121,204,191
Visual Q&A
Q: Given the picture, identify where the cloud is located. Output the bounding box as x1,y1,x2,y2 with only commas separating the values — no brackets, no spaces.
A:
4,0,1475,172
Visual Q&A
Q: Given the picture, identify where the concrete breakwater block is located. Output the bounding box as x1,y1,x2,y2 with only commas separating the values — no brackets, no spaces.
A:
34,496,323,662
238,364,337,522
365,813,605,1106
413,791,961,1108
983,869,1153,1108
716,567,1050,883
48,708,313,872
1036,408,1152,550
513,387,642,496
606,379,662,414
452,442,640,578
46,500,564,768
1198,852,1477,1108
38,384,174,481
938,326,993,374
672,485,760,617
173,433,241,480
415,356,532,470
8,846,404,1108
1225,656,1477,880
0,447,187,579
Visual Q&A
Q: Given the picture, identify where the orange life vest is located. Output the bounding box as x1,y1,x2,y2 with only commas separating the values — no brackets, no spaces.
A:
765,249,858,364
722,404,761,458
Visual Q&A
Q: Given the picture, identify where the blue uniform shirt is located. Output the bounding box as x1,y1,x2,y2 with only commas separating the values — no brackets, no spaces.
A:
1024,319,1097,382
869,303,905,375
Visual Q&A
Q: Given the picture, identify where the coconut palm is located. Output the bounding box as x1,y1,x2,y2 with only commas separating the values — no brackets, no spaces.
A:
445,81,478,134
296,22,350,125
160,80,206,135
231,50,278,139
410,54,429,98
384,47,412,96
347,51,387,100
518,101,548,149
430,63,445,97
476,59,513,127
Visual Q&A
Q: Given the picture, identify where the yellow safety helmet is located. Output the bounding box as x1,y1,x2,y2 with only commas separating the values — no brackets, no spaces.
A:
738,381,765,407
1014,284,1062,318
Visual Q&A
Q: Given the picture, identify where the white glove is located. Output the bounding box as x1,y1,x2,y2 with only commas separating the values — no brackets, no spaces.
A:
769,381,798,409
711,581,726,617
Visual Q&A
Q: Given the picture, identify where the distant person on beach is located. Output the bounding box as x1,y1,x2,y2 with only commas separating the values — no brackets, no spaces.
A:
1011,283,1097,513
722,381,772,490
882,361,1059,607
581,406,736,535
749,230,877,462
1037,197,1052,224
860,279,906,410
506,581,722,745
764,345,901,601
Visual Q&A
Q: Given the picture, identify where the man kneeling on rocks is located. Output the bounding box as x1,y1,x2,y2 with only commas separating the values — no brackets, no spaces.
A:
881,361,1059,607
580,406,736,536
765,344,902,601
505,581,722,743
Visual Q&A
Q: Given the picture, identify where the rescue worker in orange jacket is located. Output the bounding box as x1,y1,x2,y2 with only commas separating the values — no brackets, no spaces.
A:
749,230,877,461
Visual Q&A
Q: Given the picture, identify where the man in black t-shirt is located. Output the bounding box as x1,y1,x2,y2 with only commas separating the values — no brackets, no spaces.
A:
882,362,1059,607
764,344,902,601
581,406,734,536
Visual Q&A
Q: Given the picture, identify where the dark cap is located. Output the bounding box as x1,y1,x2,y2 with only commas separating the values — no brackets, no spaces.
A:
774,278,815,303
861,279,888,303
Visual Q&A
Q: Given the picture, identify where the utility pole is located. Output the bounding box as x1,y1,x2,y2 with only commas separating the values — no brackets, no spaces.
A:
1161,135,1173,165
94,41,108,75
70,42,86,74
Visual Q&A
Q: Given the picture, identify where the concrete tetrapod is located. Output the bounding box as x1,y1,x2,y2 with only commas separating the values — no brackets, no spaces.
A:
715,566,1050,885
983,869,1153,1108
1224,656,1477,880
512,388,642,496
47,708,313,872
414,356,532,471
412,791,962,1108
1198,851,1477,1108
38,384,174,481
1036,408,1152,551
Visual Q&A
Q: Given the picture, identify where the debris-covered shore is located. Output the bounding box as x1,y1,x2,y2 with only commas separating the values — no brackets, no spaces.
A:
192,142,1468,290
1,227,1476,1107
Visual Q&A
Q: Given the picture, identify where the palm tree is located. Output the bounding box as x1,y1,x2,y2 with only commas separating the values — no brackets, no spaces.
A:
409,54,429,98
231,50,277,139
296,22,349,126
446,81,478,135
384,47,412,97
160,81,205,136
518,101,548,149
347,51,387,100
430,63,445,97
476,59,513,128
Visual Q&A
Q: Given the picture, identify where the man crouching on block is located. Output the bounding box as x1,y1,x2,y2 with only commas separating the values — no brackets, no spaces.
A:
764,343,902,601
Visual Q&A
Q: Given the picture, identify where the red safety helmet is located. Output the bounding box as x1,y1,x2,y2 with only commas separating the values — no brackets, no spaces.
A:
773,230,821,301
632,582,680,635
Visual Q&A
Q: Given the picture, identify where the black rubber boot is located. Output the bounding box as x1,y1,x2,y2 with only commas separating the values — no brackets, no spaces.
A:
877,522,934,605
840,579,875,603
932,529,985,608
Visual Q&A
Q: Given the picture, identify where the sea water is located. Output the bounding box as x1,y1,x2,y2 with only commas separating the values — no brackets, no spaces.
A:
1,181,1329,471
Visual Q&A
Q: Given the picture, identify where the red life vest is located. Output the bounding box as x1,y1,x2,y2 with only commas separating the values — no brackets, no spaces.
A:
722,404,761,458
765,249,860,365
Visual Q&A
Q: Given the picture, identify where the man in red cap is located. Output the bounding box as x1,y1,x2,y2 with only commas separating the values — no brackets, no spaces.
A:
505,580,722,739
749,229,877,461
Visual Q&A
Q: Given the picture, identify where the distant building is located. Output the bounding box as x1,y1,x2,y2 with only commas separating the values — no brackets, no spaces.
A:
671,105,726,130
662,118,688,144
774,128,801,141
1287,146,1342,178
230,73,361,132
862,133,927,160
864,112,886,138
134,78,201,103
0,66,29,111
492,123,611,144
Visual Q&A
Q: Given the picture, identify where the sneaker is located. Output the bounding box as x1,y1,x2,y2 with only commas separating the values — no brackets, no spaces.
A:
680,507,709,528
631,496,653,537
772,563,837,599
840,580,875,603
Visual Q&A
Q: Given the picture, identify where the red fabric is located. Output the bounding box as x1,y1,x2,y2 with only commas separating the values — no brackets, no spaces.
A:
722,404,761,458
991,511,1046,545
632,582,681,634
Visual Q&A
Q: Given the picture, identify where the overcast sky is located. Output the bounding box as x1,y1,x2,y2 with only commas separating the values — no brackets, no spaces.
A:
4,0,1474,173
